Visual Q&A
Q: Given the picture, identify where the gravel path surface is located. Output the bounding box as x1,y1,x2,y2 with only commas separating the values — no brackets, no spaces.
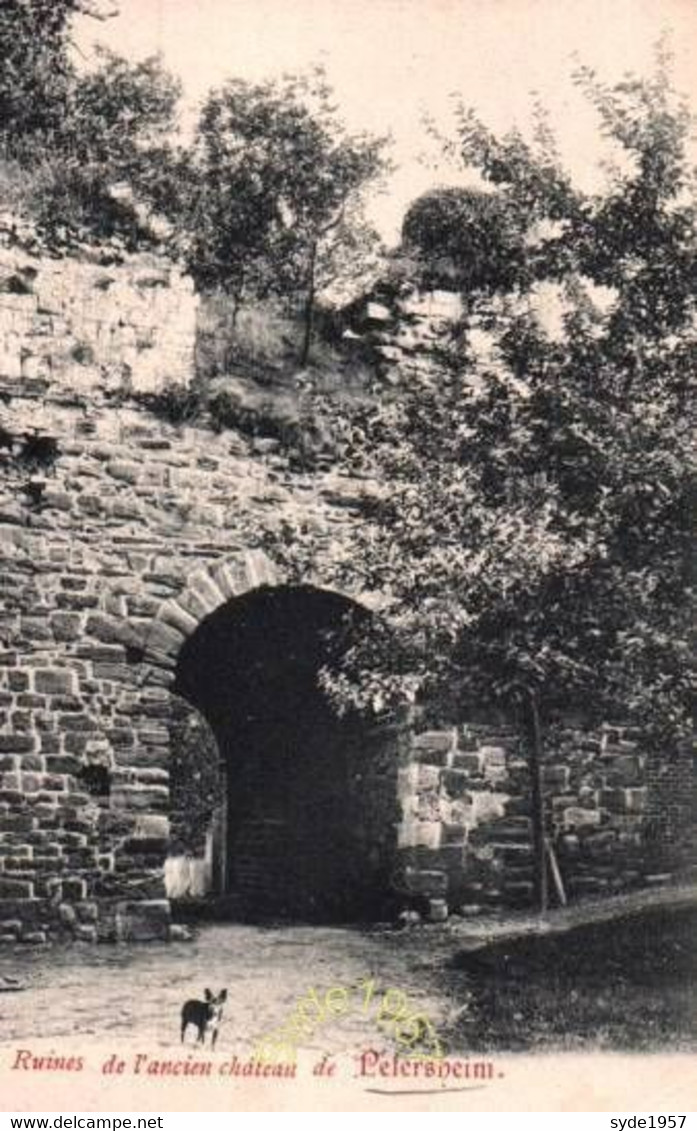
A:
0,922,465,1060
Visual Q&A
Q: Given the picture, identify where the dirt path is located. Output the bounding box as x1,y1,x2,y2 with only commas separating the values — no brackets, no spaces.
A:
3,885,695,1059
0,923,465,1060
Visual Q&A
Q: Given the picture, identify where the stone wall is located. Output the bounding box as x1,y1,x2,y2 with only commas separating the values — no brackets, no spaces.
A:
342,289,464,388
395,719,695,919
0,219,196,395
0,233,694,943
0,376,378,942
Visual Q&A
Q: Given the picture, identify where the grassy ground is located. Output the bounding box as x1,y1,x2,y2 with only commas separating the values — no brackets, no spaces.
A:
440,905,697,1053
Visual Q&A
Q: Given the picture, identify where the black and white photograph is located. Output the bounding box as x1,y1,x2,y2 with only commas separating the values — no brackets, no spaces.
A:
0,0,696,1114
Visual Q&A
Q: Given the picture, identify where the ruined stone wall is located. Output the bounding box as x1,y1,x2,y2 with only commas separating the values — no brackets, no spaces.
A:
343,289,464,388
0,221,196,395
395,719,695,919
0,235,694,944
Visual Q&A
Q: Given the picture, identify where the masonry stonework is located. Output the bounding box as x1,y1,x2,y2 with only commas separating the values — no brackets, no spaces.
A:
0,233,694,943
395,720,695,918
0,215,196,395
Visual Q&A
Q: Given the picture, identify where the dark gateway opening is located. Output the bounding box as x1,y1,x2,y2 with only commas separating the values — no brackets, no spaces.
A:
173,585,401,922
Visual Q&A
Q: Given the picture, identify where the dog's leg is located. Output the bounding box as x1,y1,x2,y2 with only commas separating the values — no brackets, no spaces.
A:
211,1026,218,1051
181,1020,187,1044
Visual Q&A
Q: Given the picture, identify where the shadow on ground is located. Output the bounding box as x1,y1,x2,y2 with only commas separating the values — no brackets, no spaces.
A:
441,906,697,1052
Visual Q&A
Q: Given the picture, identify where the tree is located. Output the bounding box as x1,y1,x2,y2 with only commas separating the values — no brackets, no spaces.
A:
0,2,185,249
186,69,390,362
0,0,118,160
42,47,186,246
287,53,697,910
401,185,529,294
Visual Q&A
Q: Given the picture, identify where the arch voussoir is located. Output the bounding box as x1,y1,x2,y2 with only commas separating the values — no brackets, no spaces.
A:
145,549,283,669
143,619,187,662
158,600,200,638
187,568,228,612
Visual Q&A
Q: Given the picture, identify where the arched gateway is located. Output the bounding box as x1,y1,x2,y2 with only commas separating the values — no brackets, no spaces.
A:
143,551,403,922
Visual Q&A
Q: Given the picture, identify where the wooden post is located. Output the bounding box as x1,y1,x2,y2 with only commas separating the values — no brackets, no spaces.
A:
526,688,549,914
300,239,318,367
546,837,567,907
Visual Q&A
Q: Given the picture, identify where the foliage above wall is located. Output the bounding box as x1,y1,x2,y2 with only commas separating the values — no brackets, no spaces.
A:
0,2,186,251
288,55,697,758
184,69,390,363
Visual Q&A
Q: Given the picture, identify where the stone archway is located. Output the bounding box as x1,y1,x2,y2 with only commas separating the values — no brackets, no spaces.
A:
142,550,282,679
143,552,402,922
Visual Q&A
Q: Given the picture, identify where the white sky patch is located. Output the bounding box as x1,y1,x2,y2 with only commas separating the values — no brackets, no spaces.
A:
73,0,697,244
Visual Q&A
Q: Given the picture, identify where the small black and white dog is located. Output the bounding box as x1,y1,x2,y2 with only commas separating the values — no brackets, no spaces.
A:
180,988,228,1049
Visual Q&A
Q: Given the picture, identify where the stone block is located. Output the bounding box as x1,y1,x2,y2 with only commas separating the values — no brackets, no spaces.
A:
19,930,47,945
413,729,455,754
34,669,77,696
21,773,44,793
158,601,199,638
491,842,533,863
426,898,449,922
402,868,448,896
75,923,97,942
0,734,35,754
85,613,136,647
106,460,140,484
110,785,168,812
133,814,170,840
563,807,602,830
427,844,466,874
398,817,441,849
0,877,34,898
56,592,99,611
46,755,82,775
480,745,507,766
607,755,644,786
470,791,508,823
600,788,647,813
585,830,617,858
568,877,610,897
187,569,227,612
482,746,508,784
122,837,168,857
502,880,534,906
622,788,648,813
452,751,485,774
59,902,77,927
442,769,471,798
542,764,571,790
59,714,96,733
366,301,392,323
144,620,185,661
441,822,468,845
116,899,170,942
16,694,46,710
417,764,440,790
484,816,532,840
0,789,24,805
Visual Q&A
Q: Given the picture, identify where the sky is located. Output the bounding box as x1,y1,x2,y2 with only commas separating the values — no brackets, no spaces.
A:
74,0,697,244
